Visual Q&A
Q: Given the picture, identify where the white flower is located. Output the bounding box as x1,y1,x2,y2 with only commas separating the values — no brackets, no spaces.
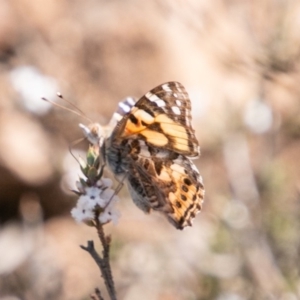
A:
99,206,121,225
71,206,94,223
244,99,273,134
98,191,121,225
71,178,121,225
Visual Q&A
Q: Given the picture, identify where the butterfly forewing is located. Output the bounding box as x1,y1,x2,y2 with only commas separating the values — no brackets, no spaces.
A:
113,82,199,157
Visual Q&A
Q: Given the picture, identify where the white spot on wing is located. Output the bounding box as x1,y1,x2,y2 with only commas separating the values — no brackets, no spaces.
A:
162,84,172,92
146,92,166,107
156,99,166,107
171,106,181,115
176,99,181,106
146,92,158,101
145,92,166,107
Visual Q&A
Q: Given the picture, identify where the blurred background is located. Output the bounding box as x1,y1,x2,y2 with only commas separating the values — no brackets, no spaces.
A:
0,0,300,299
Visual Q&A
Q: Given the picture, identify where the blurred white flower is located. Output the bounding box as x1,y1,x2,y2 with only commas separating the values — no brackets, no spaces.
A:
244,99,273,134
10,65,58,115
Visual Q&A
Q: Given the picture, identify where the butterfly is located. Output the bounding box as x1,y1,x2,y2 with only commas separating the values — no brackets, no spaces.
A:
80,82,205,229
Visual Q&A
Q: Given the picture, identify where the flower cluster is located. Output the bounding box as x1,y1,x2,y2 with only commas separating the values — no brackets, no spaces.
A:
70,145,120,226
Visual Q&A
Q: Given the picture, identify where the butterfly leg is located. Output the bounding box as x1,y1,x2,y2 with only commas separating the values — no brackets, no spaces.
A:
113,172,128,195
103,172,128,210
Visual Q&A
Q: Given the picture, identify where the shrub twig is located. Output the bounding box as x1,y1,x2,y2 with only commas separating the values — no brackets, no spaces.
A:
80,218,117,300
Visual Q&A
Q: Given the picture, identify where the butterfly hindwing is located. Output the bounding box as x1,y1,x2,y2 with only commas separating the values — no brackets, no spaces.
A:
124,139,204,229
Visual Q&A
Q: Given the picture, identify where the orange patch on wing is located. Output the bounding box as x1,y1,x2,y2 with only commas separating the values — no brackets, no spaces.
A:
155,115,189,152
157,166,172,181
170,163,186,176
169,192,177,204
140,129,168,146
123,108,155,136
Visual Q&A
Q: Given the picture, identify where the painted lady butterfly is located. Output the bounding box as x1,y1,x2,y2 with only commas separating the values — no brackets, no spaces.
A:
80,82,205,229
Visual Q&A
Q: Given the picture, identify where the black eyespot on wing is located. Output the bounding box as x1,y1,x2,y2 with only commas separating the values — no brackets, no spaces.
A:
181,194,187,201
176,201,182,208
183,178,192,186
182,185,188,193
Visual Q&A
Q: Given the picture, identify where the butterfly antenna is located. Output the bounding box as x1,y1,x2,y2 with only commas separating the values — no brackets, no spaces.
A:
41,93,93,124
56,93,91,121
